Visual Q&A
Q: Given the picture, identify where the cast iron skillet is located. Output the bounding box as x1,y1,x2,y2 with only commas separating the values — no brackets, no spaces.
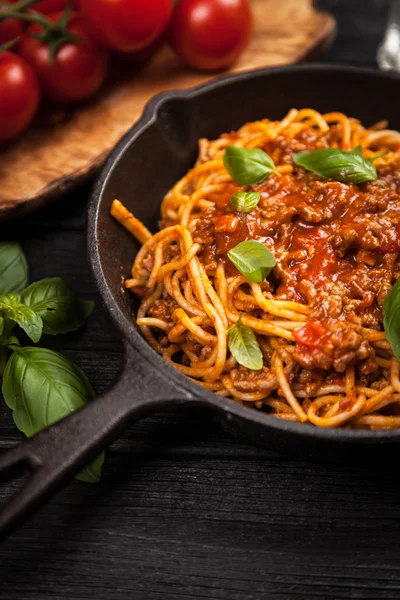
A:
0,64,399,539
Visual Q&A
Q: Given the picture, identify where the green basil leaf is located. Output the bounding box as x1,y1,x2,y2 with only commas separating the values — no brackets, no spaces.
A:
0,243,28,295
12,306,42,343
75,451,105,484
2,347,104,483
230,191,260,214
78,298,95,321
0,317,15,374
223,146,276,185
227,317,263,370
293,147,377,184
21,278,94,336
383,278,400,359
0,294,42,343
0,335,19,347
351,145,363,155
227,240,276,283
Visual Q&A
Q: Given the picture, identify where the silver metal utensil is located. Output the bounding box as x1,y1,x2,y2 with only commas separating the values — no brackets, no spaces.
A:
377,0,400,70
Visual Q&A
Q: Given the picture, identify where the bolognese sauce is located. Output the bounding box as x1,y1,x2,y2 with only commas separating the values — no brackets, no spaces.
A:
112,108,400,429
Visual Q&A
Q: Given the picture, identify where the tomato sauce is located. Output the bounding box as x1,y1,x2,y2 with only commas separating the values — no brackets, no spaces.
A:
193,155,400,324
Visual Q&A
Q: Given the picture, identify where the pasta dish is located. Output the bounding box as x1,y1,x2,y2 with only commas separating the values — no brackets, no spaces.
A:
111,108,400,429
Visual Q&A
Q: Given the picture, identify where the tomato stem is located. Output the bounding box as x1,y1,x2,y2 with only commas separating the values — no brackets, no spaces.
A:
34,3,81,63
0,0,43,20
1,2,80,64
0,9,51,26
9,0,41,10
0,36,19,54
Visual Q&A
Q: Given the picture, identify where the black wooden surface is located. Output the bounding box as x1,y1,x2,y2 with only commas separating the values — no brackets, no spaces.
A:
0,2,397,599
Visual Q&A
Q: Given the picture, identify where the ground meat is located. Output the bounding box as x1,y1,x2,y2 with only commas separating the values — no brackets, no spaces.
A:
191,150,400,325
147,296,179,322
183,334,213,362
164,242,180,263
293,318,376,373
231,366,278,393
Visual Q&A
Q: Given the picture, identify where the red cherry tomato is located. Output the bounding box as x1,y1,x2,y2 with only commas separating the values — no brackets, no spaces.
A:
168,0,253,71
118,32,166,63
78,0,173,53
19,11,109,103
9,0,75,14
0,51,40,142
0,1,24,45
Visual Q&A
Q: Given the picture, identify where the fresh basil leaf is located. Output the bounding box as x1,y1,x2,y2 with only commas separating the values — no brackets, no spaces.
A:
0,315,3,337
351,145,363,155
2,347,104,483
0,334,19,347
0,317,16,374
227,240,276,283
223,146,276,185
383,278,400,359
0,294,42,343
78,298,95,321
21,278,94,336
75,451,105,484
230,191,260,214
227,317,263,370
12,306,42,343
0,243,28,295
293,147,377,184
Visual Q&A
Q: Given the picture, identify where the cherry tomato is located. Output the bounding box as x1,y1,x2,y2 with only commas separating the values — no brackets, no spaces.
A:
9,0,76,14
0,1,24,45
168,0,253,71
79,0,173,53
19,11,109,103
118,32,166,63
0,51,40,142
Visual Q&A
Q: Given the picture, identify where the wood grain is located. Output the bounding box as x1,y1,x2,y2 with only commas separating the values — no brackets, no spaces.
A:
0,0,335,219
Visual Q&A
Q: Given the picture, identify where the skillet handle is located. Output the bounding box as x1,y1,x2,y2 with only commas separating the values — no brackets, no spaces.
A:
0,343,193,540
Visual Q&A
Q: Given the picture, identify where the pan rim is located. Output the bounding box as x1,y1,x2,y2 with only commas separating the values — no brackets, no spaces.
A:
88,62,400,443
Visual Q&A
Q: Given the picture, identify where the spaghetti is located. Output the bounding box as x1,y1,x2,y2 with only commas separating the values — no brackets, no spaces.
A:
111,108,400,429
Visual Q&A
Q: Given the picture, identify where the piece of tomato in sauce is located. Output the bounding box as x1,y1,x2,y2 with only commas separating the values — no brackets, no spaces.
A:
282,225,352,302
293,321,329,348
214,214,239,233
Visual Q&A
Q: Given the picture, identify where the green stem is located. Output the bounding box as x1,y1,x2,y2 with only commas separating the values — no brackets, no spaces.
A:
0,37,19,53
0,8,51,25
8,0,40,11
0,1,53,26
0,10,53,25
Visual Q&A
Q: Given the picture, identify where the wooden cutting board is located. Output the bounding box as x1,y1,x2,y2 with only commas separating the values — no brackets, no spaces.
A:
0,0,336,219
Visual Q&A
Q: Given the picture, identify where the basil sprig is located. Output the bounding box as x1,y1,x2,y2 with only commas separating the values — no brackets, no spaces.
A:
293,146,378,184
227,240,276,283
0,242,28,295
230,191,260,214
0,294,42,343
227,317,263,370
0,242,102,484
21,277,94,335
223,146,276,185
3,347,105,483
383,278,400,359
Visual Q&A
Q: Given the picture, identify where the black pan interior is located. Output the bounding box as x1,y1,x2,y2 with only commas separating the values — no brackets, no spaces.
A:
89,64,400,457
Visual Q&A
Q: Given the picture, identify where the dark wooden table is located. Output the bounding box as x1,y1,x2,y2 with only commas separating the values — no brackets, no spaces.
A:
0,2,398,599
